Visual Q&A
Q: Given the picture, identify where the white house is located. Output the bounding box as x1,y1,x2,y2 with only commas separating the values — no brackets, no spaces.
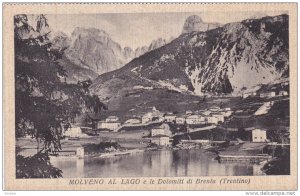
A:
64,126,83,137
106,116,119,122
142,113,152,124
242,92,257,98
220,110,233,118
96,115,122,131
201,110,211,116
260,92,276,98
151,127,165,136
142,107,163,124
186,110,193,115
206,116,219,124
97,121,121,131
175,116,186,124
151,124,172,137
252,129,267,142
150,135,170,146
164,114,176,122
279,91,288,96
186,115,205,125
211,113,224,123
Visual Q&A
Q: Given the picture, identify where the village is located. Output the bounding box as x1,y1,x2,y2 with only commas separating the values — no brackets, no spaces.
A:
60,88,289,167
64,105,233,145
15,87,290,177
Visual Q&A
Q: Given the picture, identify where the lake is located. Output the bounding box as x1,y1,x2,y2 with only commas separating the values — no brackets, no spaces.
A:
50,149,265,178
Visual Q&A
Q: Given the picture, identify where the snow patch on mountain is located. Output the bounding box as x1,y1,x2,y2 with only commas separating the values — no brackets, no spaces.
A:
185,66,202,95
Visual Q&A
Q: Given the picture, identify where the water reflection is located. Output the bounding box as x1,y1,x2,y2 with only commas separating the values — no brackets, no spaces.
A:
51,149,259,178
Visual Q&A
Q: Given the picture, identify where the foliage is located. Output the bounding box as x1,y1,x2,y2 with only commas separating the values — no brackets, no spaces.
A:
15,14,106,178
16,152,62,178
262,146,290,175
83,142,122,154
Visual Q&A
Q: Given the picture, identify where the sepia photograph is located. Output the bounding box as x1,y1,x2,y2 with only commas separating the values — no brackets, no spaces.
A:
3,2,297,191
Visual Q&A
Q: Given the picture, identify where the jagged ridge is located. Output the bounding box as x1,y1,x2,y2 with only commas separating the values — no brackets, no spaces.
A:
90,14,289,98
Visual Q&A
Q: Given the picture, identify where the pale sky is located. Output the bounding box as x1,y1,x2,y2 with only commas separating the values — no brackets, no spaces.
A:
28,11,287,49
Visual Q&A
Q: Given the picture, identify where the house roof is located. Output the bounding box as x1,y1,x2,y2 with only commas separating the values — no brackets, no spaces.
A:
86,111,121,121
176,115,188,118
252,128,267,132
186,115,203,119
151,134,170,138
164,114,176,117
100,121,121,124
211,113,223,116
107,116,119,119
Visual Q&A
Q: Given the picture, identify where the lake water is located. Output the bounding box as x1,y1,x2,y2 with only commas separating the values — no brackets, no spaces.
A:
51,149,264,178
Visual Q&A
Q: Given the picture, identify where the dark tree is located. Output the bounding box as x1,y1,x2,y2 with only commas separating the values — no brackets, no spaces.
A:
14,14,105,178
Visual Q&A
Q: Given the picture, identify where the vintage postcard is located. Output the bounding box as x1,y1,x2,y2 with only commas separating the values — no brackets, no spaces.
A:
2,3,297,190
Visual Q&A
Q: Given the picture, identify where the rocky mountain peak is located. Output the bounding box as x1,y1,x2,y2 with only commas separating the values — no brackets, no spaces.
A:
187,15,204,23
182,15,220,34
36,14,51,36
65,27,126,75
14,14,49,40
71,27,109,38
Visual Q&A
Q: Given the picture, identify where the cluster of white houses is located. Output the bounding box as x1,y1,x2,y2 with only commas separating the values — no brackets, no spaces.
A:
92,106,235,146
63,106,269,147
95,106,234,132
92,89,289,133
242,90,288,99
166,107,233,125
63,124,268,147
97,116,122,131
149,125,268,146
148,127,268,147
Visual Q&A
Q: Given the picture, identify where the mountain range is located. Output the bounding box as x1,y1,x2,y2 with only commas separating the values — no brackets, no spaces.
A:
51,15,223,83
89,14,289,105
51,28,173,83
15,14,289,112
